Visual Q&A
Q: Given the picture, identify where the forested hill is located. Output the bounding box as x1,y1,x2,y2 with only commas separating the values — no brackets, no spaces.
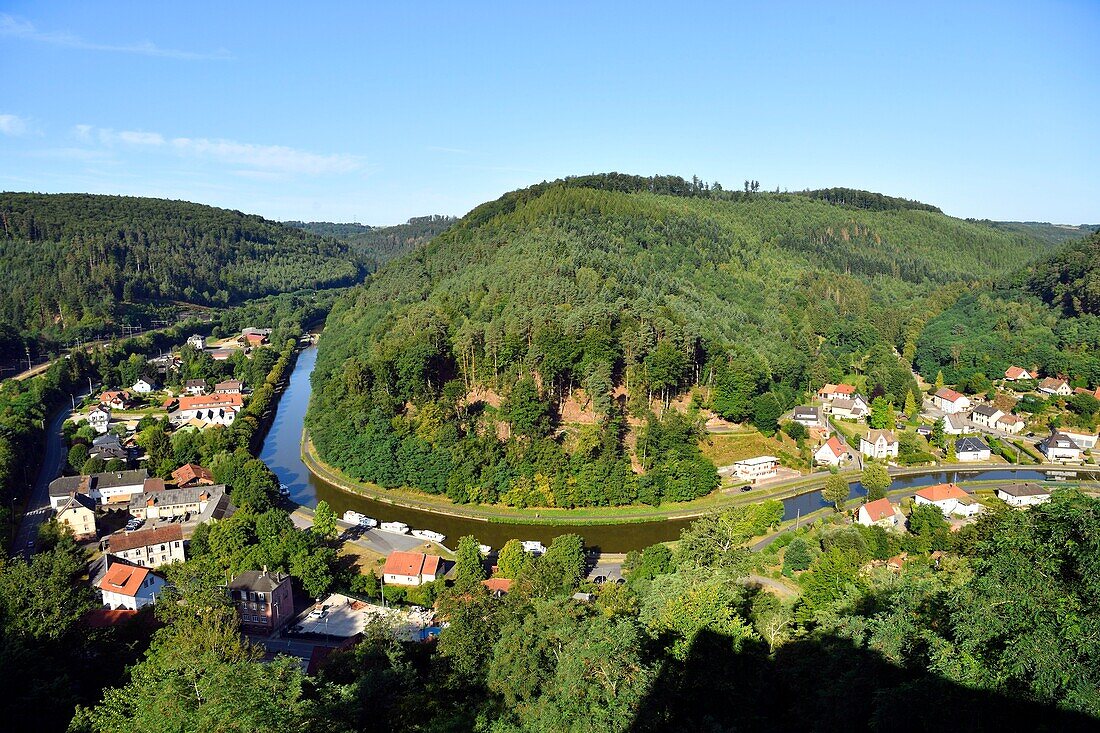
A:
0,192,368,339
982,220,1099,246
288,215,457,266
308,175,1057,509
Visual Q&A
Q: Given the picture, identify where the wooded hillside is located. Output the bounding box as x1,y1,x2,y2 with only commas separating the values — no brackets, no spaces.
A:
308,175,1056,508
0,193,367,340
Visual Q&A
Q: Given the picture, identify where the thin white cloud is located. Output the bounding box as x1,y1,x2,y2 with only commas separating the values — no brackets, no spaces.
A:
0,13,232,61
428,145,475,155
0,113,28,136
83,125,362,176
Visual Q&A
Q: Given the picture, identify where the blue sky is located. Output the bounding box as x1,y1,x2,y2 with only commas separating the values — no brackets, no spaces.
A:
1,2,1097,224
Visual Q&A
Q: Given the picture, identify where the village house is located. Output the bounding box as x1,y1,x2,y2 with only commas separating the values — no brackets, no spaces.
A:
98,390,134,410
859,429,899,460
383,551,442,586
481,577,513,598
829,394,870,420
1056,428,1097,451
856,497,901,528
814,436,850,467
229,569,294,633
970,404,1004,429
995,483,1052,507
955,436,991,462
55,493,97,541
1037,377,1072,397
791,405,827,431
186,334,206,350
942,413,970,435
106,524,186,568
932,387,970,415
1003,366,1033,381
184,379,207,396
90,433,129,462
87,406,112,434
128,483,230,522
215,379,244,395
49,469,149,510
210,349,234,361
98,561,166,610
240,327,272,347
1072,386,1100,400
148,354,181,375
172,462,216,487
1038,432,1083,463
131,377,160,394
995,413,1025,434
731,455,779,484
171,393,244,427
913,483,981,518
817,383,856,402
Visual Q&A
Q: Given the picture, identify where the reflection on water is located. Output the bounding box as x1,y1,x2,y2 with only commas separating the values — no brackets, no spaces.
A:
261,346,1097,551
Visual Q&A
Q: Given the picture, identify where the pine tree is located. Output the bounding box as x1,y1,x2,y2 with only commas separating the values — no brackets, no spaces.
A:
904,390,918,420
935,371,945,390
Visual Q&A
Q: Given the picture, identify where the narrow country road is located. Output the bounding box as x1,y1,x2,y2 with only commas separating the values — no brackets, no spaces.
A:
14,387,92,558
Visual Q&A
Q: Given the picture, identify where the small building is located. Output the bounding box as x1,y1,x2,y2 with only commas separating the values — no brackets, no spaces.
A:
817,383,856,402
829,394,870,420
913,483,979,518
1038,432,1083,463
731,455,779,484
856,497,900,528
955,436,991,462
87,406,112,434
55,493,97,541
184,379,207,396
916,425,933,438
229,569,294,633
210,349,234,361
1037,378,1072,397
240,328,271,347
106,524,185,568
859,430,898,459
942,413,969,435
382,551,442,586
128,483,229,522
481,577,513,597
932,388,970,415
131,378,160,394
1004,366,1033,381
995,483,1052,508
995,413,1025,434
99,390,134,410
214,379,244,395
171,462,216,488
1057,429,1097,451
970,404,1004,429
814,436,850,467
186,334,206,351
98,561,165,610
48,469,149,510
791,405,826,430
90,433,129,462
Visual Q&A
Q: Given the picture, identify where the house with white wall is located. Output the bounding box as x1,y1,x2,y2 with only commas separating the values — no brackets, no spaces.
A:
859,430,898,459
913,483,980,518
932,388,970,415
98,561,165,610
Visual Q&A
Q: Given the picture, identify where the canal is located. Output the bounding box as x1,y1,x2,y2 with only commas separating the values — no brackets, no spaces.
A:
261,345,1098,552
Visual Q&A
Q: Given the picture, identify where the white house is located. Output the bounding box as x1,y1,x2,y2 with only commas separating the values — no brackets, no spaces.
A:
856,497,901,528
186,334,206,351
969,404,1004,429
817,383,856,402
48,469,149,510
1038,378,1072,397
913,483,981,518
87,406,112,434
1057,429,1097,451
97,561,165,610
995,413,1025,435
184,379,207,396
942,413,970,435
830,394,870,420
171,393,244,427
791,406,827,431
131,378,159,394
731,455,779,484
932,388,970,415
105,524,186,568
814,436,850,467
1038,432,1083,462
995,483,1051,507
859,429,898,459
1003,366,1033,381
955,436,991,462
382,551,442,586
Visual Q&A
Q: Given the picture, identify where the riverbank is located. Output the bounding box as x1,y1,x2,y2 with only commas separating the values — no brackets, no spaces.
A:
302,431,1100,527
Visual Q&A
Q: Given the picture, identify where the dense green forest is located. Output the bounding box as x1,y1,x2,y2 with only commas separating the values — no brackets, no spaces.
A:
0,193,368,342
980,220,1098,246
18,491,1093,732
288,215,457,265
308,174,1057,508
916,231,1100,386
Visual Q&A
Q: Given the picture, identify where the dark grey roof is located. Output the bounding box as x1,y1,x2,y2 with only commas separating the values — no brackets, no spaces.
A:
93,433,123,447
973,405,1001,418
955,437,989,452
49,469,147,497
997,483,1051,498
56,492,96,513
792,406,820,419
185,379,206,387
49,475,88,497
1041,433,1081,451
128,484,225,510
230,569,289,593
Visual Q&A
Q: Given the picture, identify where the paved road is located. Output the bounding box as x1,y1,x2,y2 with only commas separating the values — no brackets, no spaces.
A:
14,390,89,558
289,507,438,555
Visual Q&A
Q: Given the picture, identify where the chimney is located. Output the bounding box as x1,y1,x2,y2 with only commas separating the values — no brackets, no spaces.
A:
262,565,268,577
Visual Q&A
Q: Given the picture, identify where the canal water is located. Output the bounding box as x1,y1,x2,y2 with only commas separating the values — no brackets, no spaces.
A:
261,346,1098,552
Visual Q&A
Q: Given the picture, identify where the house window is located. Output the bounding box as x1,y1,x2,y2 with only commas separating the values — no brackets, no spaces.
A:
257,592,265,602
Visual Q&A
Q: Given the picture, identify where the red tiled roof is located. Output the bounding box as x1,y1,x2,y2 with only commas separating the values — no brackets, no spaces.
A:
861,498,895,522
481,577,513,594
916,483,968,502
172,463,214,486
106,524,183,553
98,563,154,597
818,383,856,396
176,394,243,411
422,554,441,576
1004,366,1029,379
821,436,845,458
383,551,440,578
935,387,965,403
143,477,166,492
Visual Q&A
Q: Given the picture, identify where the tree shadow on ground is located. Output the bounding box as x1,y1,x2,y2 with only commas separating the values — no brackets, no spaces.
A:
628,629,1098,733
